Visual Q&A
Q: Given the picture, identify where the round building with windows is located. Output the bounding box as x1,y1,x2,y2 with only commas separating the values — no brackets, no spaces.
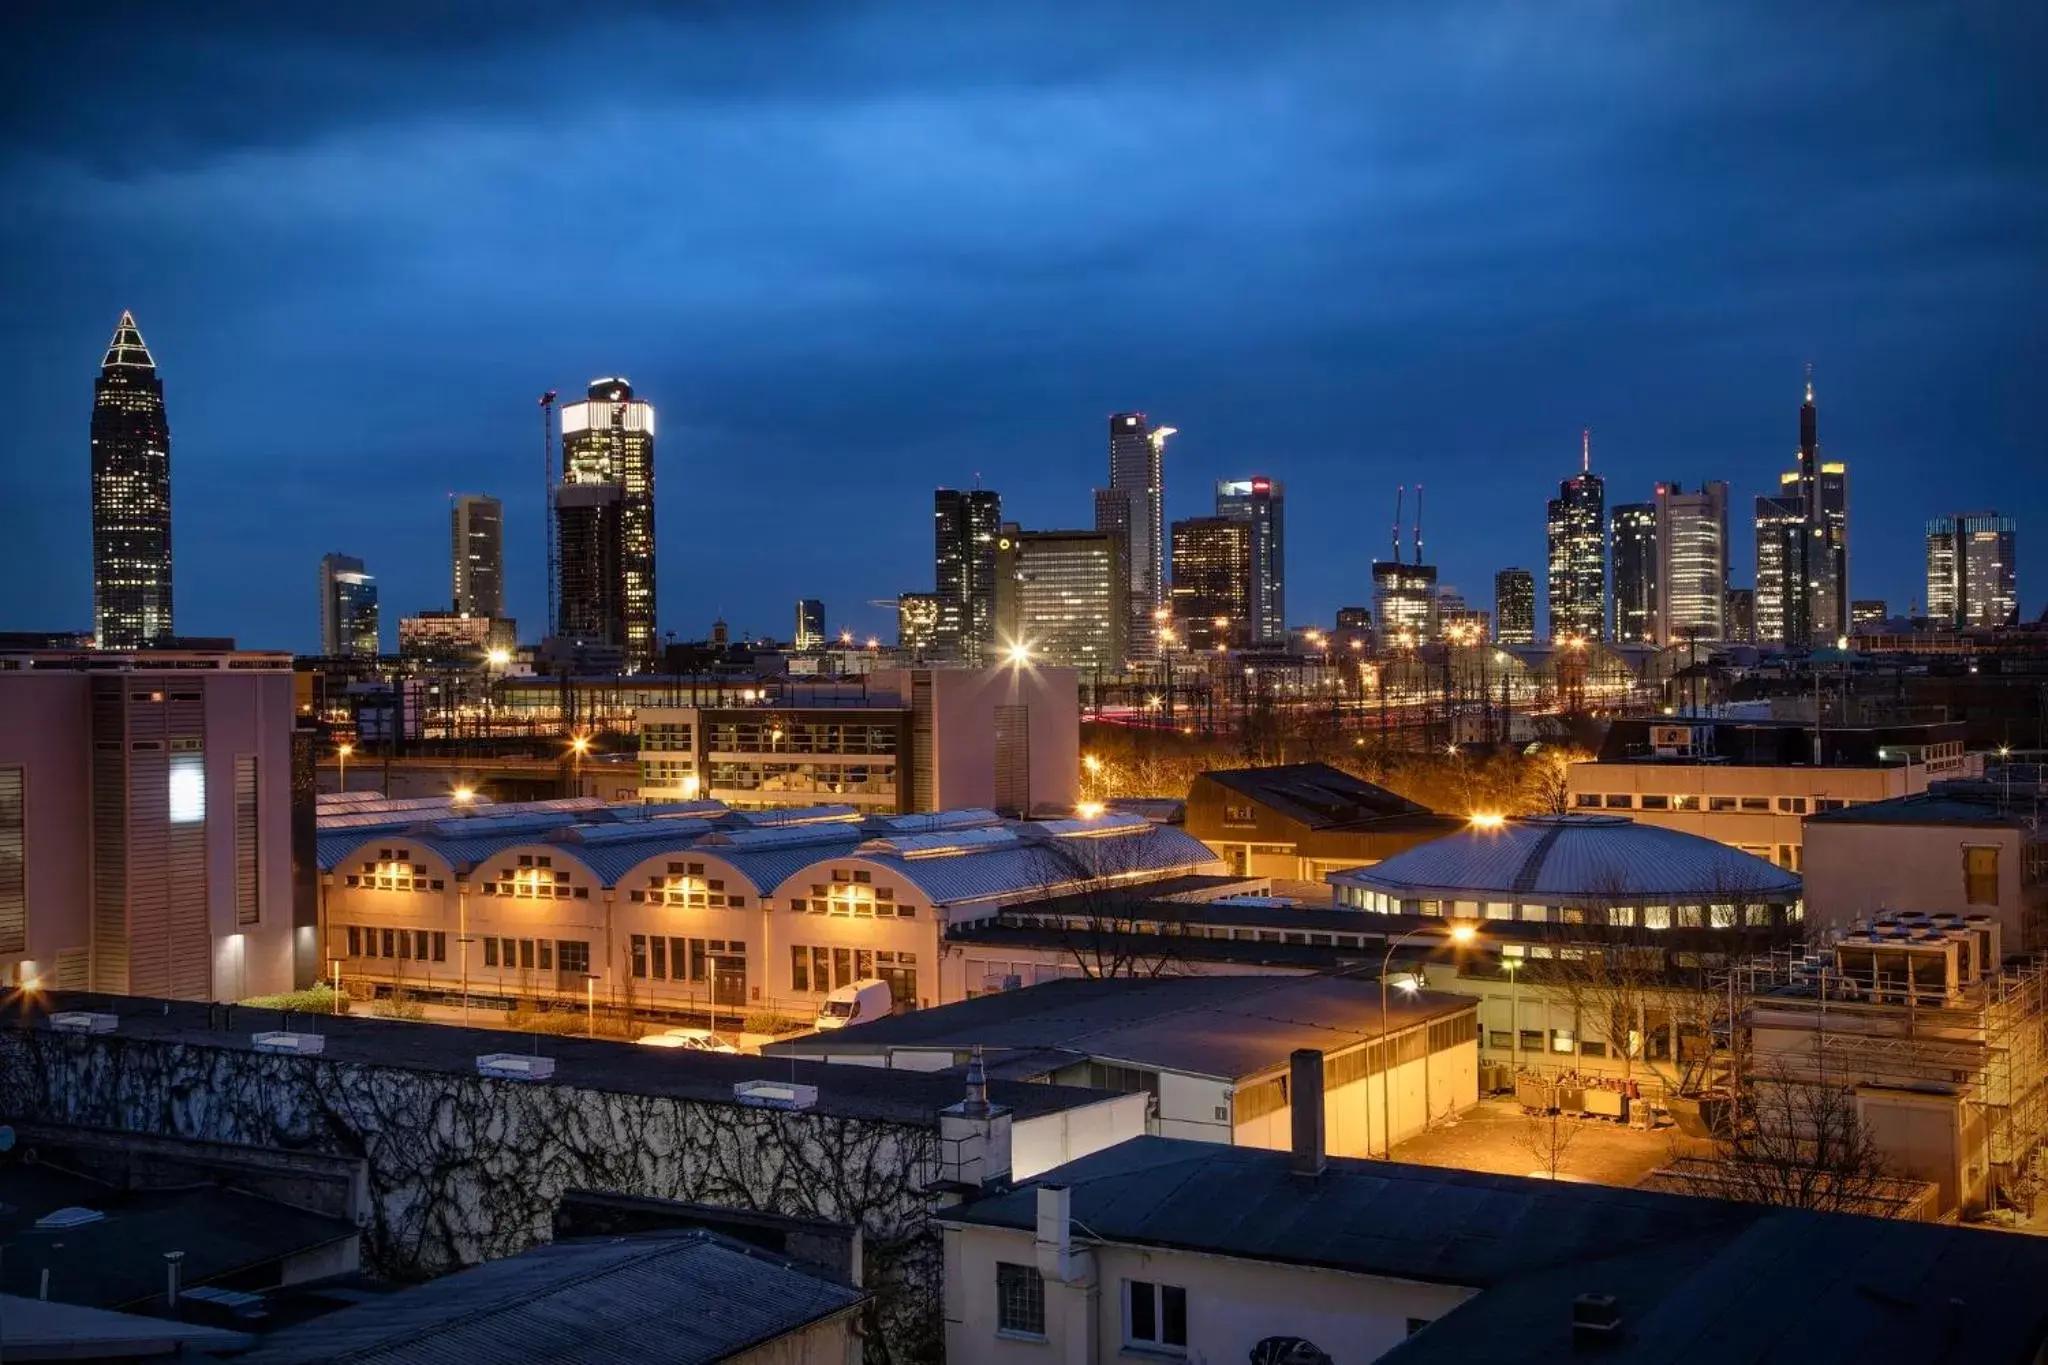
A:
1329,813,1802,932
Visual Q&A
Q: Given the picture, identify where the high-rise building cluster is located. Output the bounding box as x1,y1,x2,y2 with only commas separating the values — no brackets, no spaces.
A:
1927,513,2018,629
1545,431,1606,642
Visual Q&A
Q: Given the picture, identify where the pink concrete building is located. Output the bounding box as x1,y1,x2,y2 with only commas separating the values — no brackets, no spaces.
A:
0,650,301,1000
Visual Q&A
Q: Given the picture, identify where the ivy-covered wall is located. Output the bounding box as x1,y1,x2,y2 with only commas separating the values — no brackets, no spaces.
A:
0,1029,946,1363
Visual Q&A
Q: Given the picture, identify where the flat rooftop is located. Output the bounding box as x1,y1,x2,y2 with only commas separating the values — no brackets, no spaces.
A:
1808,778,2044,828
769,975,1472,1081
24,994,1119,1127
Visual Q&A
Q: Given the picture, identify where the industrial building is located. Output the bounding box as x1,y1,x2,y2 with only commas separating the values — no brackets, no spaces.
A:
1182,764,1464,882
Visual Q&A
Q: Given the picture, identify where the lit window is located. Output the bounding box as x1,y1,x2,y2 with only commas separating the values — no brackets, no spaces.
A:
168,755,205,824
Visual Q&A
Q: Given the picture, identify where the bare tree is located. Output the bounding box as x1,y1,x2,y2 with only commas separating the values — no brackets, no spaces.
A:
1020,831,1190,981
1516,1105,1582,1181
1661,1061,1901,1215
1520,743,1590,815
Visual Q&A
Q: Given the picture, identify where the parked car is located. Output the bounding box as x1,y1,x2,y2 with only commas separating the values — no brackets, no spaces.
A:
813,979,895,1031
636,1027,740,1053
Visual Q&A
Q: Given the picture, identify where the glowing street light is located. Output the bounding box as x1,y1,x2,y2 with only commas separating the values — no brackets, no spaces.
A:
452,786,475,804
1469,811,1506,830
336,741,353,793
486,647,511,667
1082,754,1102,774
1006,641,1031,665
1076,801,1106,819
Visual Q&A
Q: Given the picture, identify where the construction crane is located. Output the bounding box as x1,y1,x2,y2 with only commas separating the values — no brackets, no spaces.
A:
540,390,558,638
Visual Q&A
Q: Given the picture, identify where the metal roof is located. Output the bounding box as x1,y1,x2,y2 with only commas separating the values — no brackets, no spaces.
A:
1329,814,1799,902
771,976,1472,1080
1199,764,1440,829
867,808,1003,832
234,1230,865,1365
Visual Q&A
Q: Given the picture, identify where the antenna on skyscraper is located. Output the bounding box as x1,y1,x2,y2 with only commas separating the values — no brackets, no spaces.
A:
1582,428,1591,474
540,390,559,638
1413,484,1424,566
1390,486,1404,563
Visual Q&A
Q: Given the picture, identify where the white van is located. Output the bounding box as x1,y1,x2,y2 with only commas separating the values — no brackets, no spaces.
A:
814,979,895,1031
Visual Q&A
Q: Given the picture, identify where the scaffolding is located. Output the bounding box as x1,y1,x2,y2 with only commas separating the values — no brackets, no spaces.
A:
1723,922,2048,1213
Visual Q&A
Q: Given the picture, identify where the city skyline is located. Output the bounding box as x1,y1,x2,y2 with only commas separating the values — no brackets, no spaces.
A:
3,4,2043,649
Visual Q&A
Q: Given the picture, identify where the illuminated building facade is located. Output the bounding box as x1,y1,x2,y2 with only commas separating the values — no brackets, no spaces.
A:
1097,413,1173,660
1493,568,1535,645
1654,481,1729,644
994,527,1126,671
1609,502,1658,645
1756,374,1850,645
1169,516,1252,650
1372,561,1438,645
1753,477,1803,644
897,592,942,655
398,611,516,664
90,312,174,649
933,488,1002,663
450,494,503,619
1928,513,2019,629
1724,588,1756,645
1214,478,1285,646
557,378,656,671
794,599,826,650
1544,434,1606,641
1813,460,1850,639
1850,599,1889,634
318,554,380,658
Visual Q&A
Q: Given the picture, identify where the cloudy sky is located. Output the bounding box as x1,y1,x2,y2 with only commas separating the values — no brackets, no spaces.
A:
3,0,2042,650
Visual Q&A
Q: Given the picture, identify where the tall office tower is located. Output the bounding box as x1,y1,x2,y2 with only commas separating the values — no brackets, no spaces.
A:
1724,588,1756,645
1214,478,1285,646
1753,475,1804,644
933,488,1002,662
91,312,174,648
1850,599,1889,635
1493,568,1535,645
1654,482,1730,644
1098,413,1173,660
318,554,380,658
1169,516,1252,650
1372,485,1437,643
1812,459,1850,640
1609,503,1658,645
1544,431,1607,641
1928,513,2019,629
557,378,656,671
449,494,504,618
992,526,1126,671
793,599,826,649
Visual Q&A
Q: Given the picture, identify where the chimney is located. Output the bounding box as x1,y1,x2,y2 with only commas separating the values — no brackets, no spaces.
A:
937,1045,1013,1190
1572,1292,1621,1349
1290,1048,1326,1177
1034,1184,1075,1283
165,1251,185,1309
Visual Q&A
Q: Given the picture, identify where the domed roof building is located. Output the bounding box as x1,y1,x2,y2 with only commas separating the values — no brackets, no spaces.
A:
1329,814,1801,932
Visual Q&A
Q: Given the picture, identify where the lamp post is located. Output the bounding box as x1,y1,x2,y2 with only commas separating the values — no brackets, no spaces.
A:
336,742,352,794
569,733,591,798
586,972,598,1038
485,647,511,744
1380,922,1477,1159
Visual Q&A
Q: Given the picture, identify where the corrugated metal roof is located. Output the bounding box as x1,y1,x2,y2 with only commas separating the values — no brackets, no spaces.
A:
1329,814,1799,901
234,1230,865,1365
866,808,1002,832
725,804,862,827
858,827,1022,858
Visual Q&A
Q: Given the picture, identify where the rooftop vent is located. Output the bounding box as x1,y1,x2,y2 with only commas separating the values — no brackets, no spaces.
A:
252,1031,326,1055
734,1079,818,1111
477,1053,555,1081
49,1012,118,1035
36,1207,105,1230
1572,1292,1622,1350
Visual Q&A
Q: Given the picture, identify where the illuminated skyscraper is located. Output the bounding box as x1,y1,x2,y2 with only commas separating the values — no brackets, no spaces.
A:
1097,413,1172,660
1214,478,1285,646
450,493,503,619
91,312,174,648
793,599,826,650
1493,568,1535,645
897,592,942,656
1753,475,1803,645
1373,485,1437,643
1609,503,1658,645
933,488,1002,662
1724,587,1756,645
557,378,656,670
1544,432,1606,641
1758,371,1850,645
1813,459,1850,639
993,526,1126,670
1654,481,1729,644
1170,516,1252,650
318,554,380,658
1927,513,2018,629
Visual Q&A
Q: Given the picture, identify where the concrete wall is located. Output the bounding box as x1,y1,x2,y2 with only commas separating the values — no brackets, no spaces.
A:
945,1220,1478,1365
1232,1043,1479,1158
1011,1093,1151,1179
914,666,1079,815
1805,820,2042,951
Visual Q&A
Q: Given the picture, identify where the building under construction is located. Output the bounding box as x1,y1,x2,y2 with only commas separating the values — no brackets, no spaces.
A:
1737,910,2048,1218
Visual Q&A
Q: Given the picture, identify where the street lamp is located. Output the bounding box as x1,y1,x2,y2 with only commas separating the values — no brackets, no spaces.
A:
452,785,475,804
1380,922,1478,1158
336,742,353,794
569,733,591,797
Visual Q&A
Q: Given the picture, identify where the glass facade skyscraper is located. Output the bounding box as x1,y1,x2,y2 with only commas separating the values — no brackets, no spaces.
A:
91,312,174,649
319,554,380,658
1214,477,1285,646
1655,481,1730,643
1610,502,1658,645
1545,434,1606,641
1097,413,1172,660
993,526,1126,670
557,378,656,671
1927,513,2018,629
1170,516,1253,650
1493,568,1535,645
933,488,1002,663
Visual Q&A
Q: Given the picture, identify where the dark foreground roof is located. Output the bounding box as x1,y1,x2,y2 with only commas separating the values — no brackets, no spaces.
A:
1198,763,1449,830
26,993,1117,1126
951,1137,2048,1365
237,1230,866,1365
1807,779,2039,829
0,1164,355,1310
770,975,1471,1080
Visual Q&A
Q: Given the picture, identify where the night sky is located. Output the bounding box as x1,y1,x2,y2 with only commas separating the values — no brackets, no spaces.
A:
4,2,2043,652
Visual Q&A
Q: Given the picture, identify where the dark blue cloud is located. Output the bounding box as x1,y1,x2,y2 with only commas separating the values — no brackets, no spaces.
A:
2,0,2042,647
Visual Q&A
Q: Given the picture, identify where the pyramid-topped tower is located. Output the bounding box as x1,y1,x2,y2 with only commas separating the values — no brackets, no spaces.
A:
91,311,173,648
